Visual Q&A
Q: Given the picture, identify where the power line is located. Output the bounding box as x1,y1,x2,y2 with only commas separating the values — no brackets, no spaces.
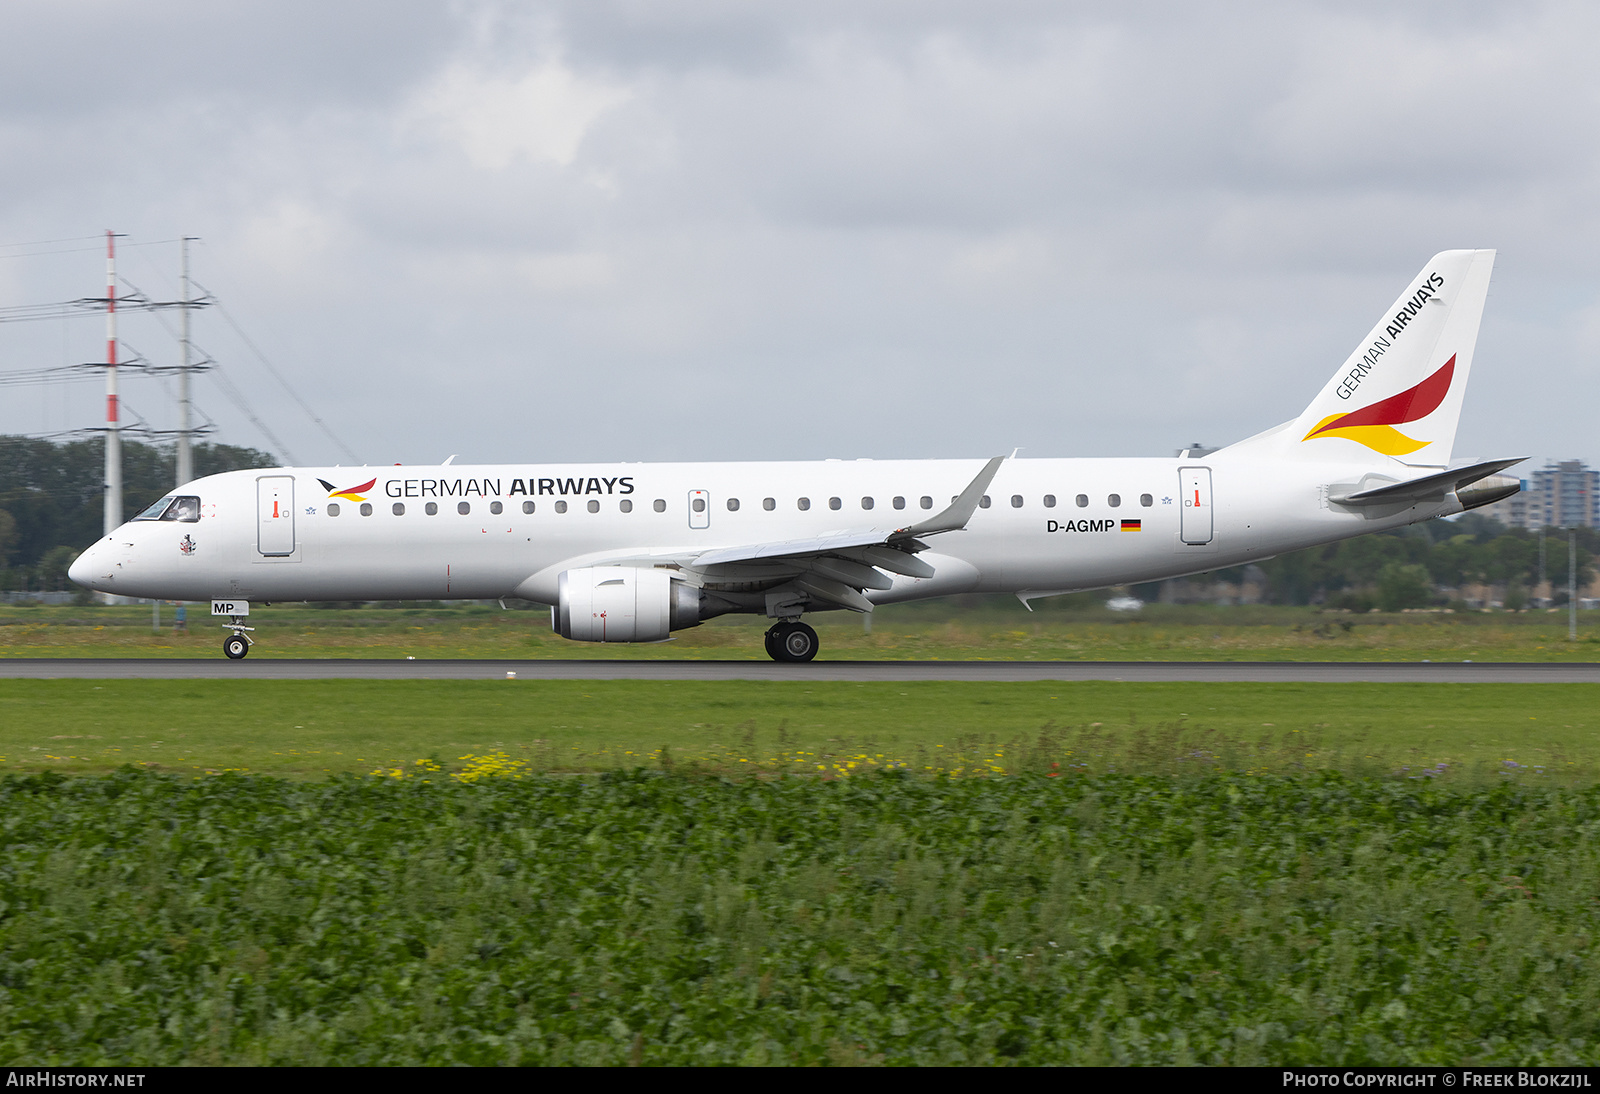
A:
0,236,197,262
194,281,360,463
0,234,104,249
0,362,110,388
0,245,108,261
0,343,207,388
0,291,207,325
204,356,299,464
0,242,337,467
118,272,299,464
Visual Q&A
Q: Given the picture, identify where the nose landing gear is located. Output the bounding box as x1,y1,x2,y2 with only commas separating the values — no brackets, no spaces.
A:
764,620,818,663
222,616,254,660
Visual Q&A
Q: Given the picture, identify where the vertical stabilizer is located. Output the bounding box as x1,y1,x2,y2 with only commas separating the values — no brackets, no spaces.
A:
1289,249,1495,467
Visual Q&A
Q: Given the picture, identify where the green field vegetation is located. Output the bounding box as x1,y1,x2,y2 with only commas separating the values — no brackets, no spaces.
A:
3,600,1600,660
3,679,1598,780
2,768,1598,1065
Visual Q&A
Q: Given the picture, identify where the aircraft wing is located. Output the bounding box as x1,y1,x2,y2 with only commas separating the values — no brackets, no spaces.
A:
686,456,1005,612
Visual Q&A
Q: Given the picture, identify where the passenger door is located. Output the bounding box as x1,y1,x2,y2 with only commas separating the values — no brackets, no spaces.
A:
1179,467,1213,545
257,476,296,556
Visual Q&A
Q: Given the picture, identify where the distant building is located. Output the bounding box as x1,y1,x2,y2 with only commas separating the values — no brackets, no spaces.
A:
1531,460,1600,528
1477,459,1598,529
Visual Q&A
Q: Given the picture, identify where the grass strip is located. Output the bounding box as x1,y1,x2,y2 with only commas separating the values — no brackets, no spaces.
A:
5,603,1600,660
4,679,1599,778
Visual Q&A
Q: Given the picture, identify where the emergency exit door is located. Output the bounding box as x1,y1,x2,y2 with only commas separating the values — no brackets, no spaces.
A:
1179,467,1213,545
688,490,711,530
257,476,296,556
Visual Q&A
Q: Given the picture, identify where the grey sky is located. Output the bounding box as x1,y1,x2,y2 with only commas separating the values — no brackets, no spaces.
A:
0,1,1595,469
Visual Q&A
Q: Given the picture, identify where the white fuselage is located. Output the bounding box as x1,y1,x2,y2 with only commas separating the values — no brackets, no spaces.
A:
70,452,1459,609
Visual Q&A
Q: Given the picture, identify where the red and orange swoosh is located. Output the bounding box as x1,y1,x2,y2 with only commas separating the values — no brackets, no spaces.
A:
318,477,377,502
1303,355,1454,455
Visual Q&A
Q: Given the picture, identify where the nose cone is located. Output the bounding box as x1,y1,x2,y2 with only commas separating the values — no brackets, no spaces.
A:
68,541,107,591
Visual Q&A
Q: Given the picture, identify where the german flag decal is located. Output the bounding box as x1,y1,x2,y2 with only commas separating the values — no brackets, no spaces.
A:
1121,519,1142,531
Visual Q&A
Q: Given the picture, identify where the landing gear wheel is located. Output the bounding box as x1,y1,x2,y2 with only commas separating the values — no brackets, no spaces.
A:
763,626,781,660
223,635,249,660
768,621,819,663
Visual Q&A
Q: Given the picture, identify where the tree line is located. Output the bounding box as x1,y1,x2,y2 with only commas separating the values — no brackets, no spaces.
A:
0,435,273,592
1165,513,1596,611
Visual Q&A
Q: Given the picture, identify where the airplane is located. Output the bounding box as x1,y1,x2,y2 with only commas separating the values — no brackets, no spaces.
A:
69,249,1522,662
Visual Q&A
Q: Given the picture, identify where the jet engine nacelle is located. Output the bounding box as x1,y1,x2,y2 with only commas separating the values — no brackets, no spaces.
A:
553,567,702,642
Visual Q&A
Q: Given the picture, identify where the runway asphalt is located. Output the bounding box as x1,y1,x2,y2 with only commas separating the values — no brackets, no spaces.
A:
2,659,1598,682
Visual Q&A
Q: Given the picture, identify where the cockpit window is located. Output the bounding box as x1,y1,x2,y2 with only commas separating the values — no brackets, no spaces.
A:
132,496,176,521
163,496,201,522
133,495,201,523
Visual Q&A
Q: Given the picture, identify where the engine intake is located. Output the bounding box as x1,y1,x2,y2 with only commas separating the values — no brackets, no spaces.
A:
553,567,702,642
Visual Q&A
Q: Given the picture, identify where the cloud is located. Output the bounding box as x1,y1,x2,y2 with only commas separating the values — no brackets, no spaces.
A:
0,1,1597,468
405,57,632,170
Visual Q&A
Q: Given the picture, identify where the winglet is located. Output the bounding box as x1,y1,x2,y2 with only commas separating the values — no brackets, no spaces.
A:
893,455,1005,540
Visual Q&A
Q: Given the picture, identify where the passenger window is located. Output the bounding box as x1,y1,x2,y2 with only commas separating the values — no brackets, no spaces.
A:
327,502,341,517
1140,493,1153,507
490,501,503,515
360,503,373,516
692,497,706,513
1108,494,1121,508
588,500,600,513
798,497,810,511
763,497,775,511
620,499,632,513
829,497,841,510
1075,494,1088,508
979,495,991,509
861,497,873,510
653,499,666,512
728,498,740,511
1010,495,1022,508
522,501,535,514
425,502,438,516
392,502,405,516
920,496,933,509
555,501,568,514
1044,494,1056,508
457,502,471,515
893,496,905,510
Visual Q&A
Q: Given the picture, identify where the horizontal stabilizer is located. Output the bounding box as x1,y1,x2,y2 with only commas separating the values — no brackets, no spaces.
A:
1330,457,1525,506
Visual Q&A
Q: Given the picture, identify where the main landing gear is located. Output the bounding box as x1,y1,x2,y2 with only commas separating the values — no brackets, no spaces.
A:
222,616,255,660
764,621,818,663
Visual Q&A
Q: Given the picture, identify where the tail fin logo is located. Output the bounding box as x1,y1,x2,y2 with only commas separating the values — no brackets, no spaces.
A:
318,477,377,502
1302,355,1454,456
